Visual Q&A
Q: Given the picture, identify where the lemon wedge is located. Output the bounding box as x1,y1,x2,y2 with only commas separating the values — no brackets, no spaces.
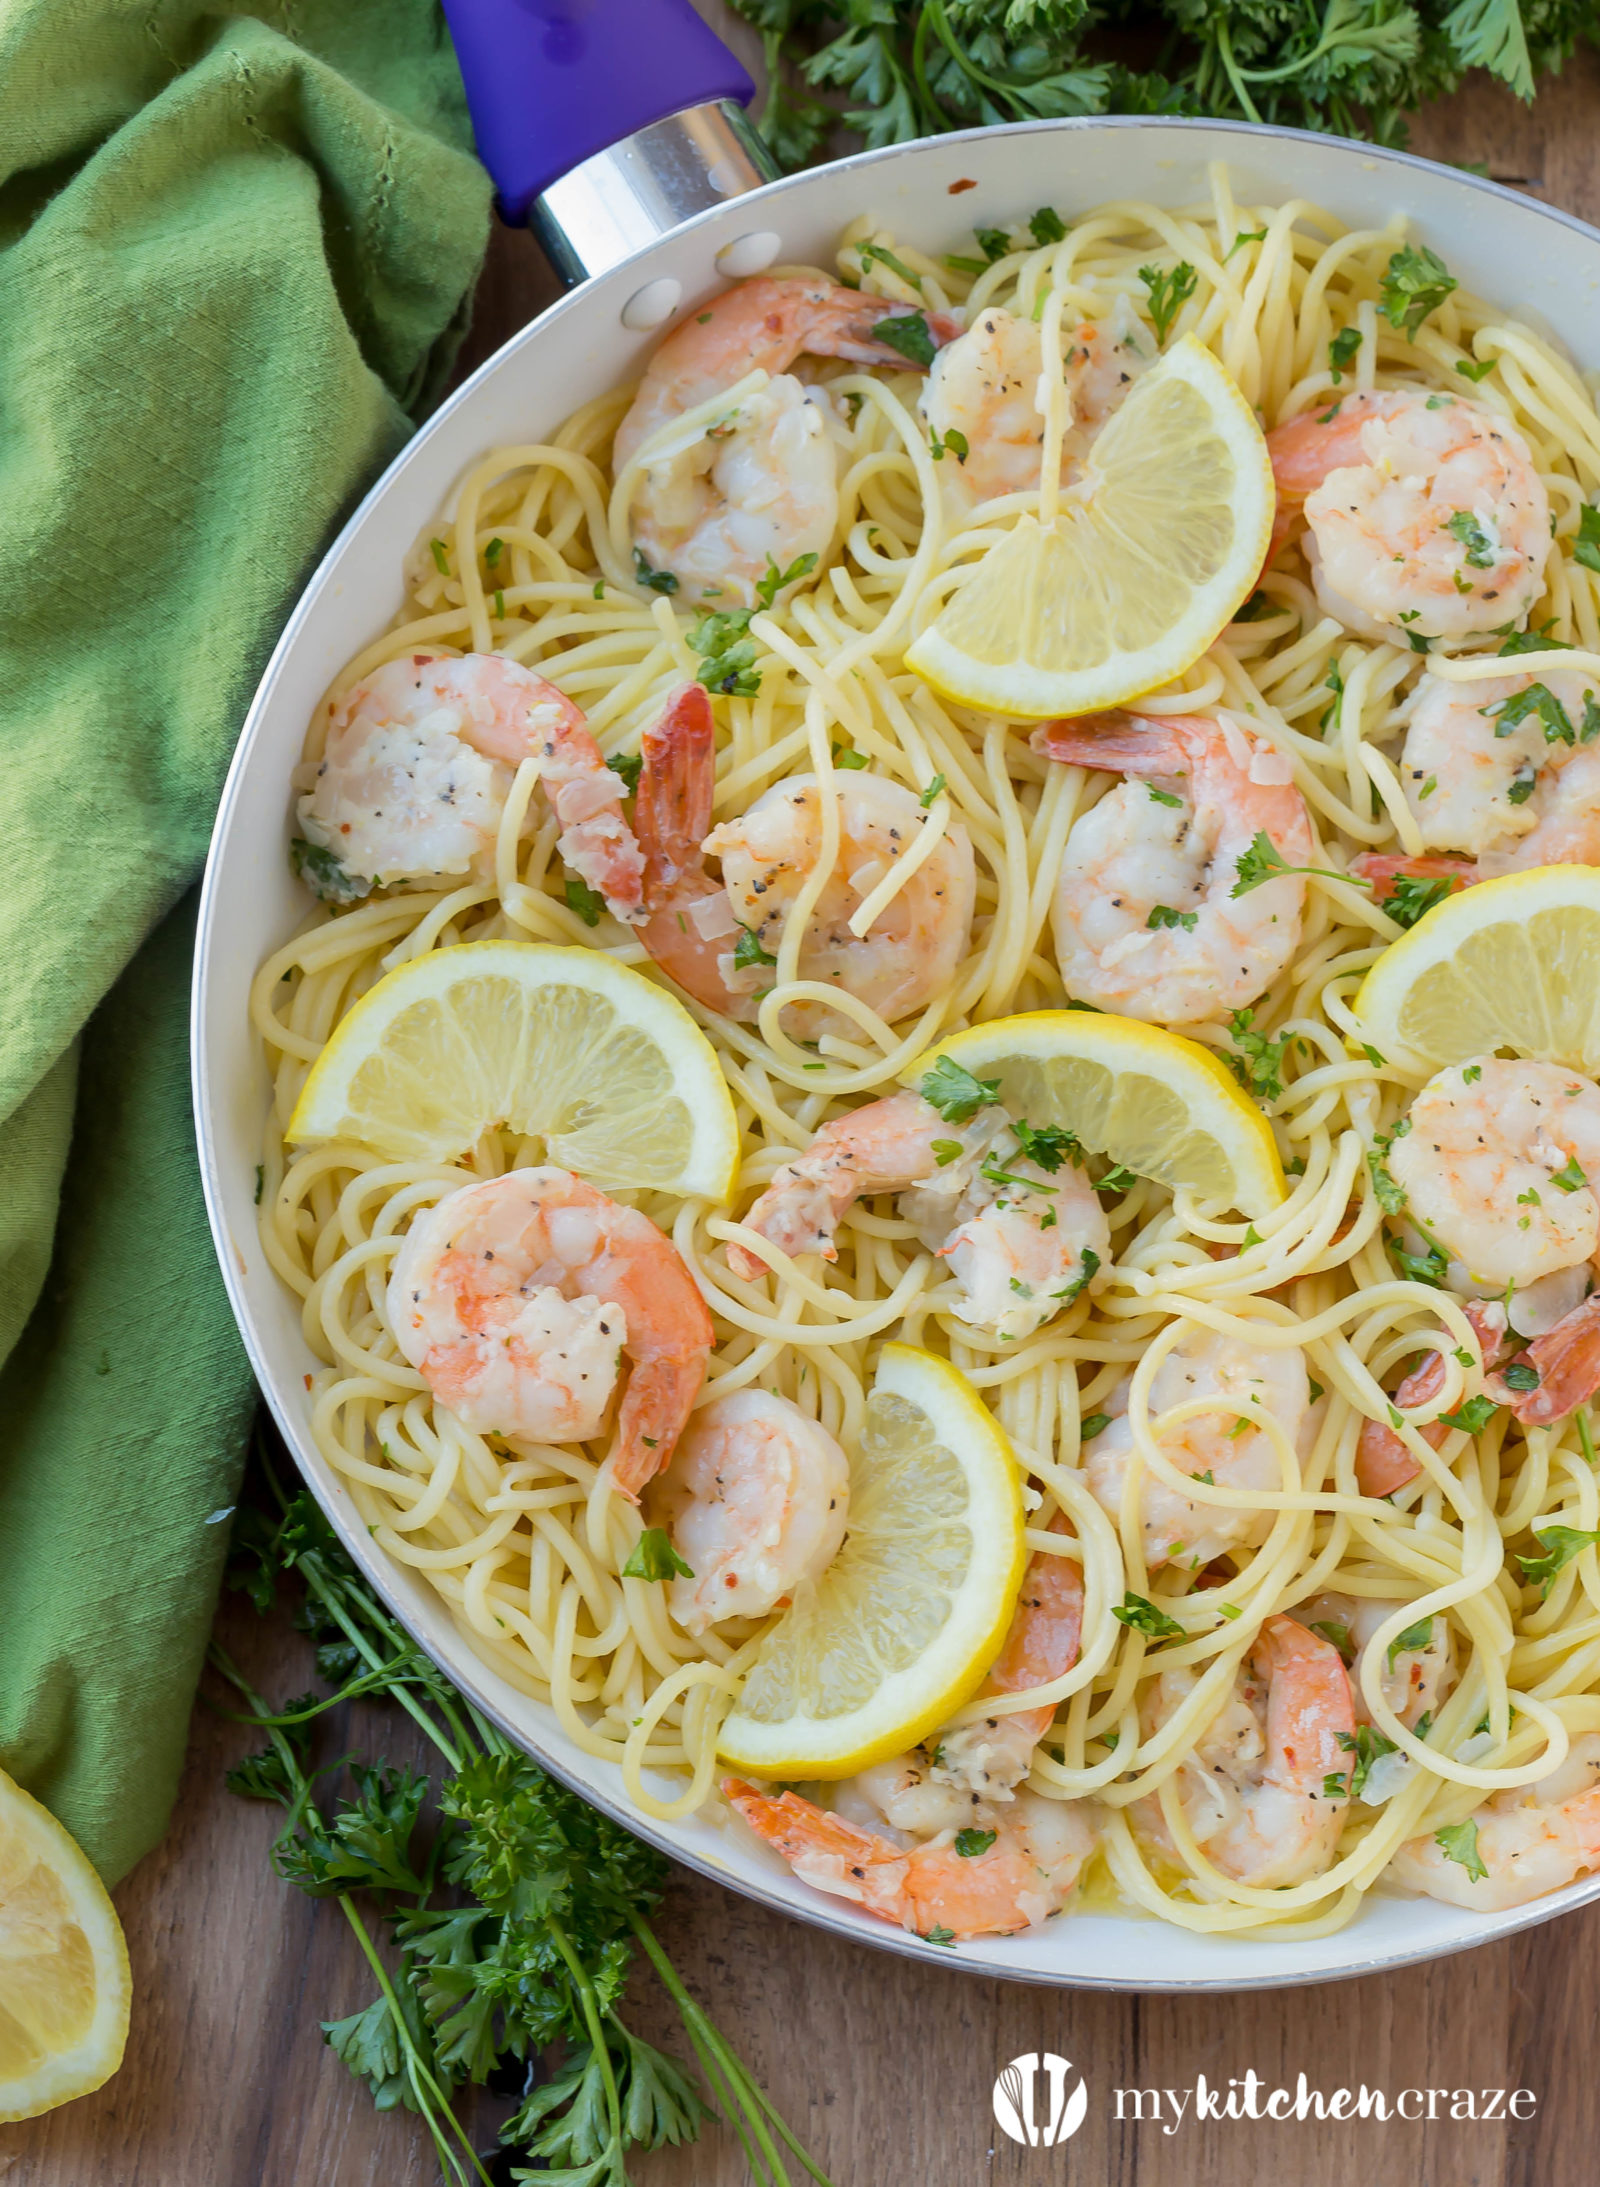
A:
0,1768,130,2122
1355,865,1600,1072
905,1009,1284,1218
287,940,739,1197
905,335,1274,719
717,1345,1025,1779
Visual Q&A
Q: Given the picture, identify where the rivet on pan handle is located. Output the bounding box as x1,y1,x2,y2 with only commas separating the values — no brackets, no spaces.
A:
441,0,779,283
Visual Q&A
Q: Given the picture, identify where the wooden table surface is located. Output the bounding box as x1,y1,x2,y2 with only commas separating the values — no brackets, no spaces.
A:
10,38,1600,2187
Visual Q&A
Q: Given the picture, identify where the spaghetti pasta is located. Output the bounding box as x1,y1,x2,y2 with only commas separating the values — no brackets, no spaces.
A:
252,164,1600,1934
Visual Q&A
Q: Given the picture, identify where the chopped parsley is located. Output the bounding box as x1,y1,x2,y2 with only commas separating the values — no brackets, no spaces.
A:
1309,1619,1355,1662
1141,261,1197,342
1435,1819,1487,1880
954,1827,997,1857
1112,1591,1185,1641
1367,1120,1410,1216
871,313,935,367
1388,1233,1449,1288
859,240,923,290
428,537,450,574
1334,1724,1400,1800
1051,1247,1100,1304
732,924,777,970
831,742,871,770
1574,504,1600,575
1226,227,1268,259
1029,206,1067,246
930,1138,964,1166
1507,762,1540,805
1147,782,1185,807
1503,1361,1541,1393
289,837,372,906
1380,244,1458,341
974,226,1011,263
608,750,642,794
1226,1006,1289,1102
920,1056,1000,1123
1009,1119,1081,1172
920,773,948,808
1328,327,1362,381
1440,1395,1498,1433
1444,510,1496,568
1488,681,1577,745
632,549,679,594
564,874,605,927
1147,903,1198,932
1381,872,1460,928
1080,1411,1111,1441
1521,1522,1591,1592
1231,831,1355,898
923,1925,957,1947
1551,1154,1590,1193
1455,356,1496,383
622,1529,693,1581
1386,1615,1433,1670
929,426,969,463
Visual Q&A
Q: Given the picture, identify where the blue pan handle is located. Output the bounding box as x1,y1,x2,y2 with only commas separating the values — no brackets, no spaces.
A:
442,0,759,226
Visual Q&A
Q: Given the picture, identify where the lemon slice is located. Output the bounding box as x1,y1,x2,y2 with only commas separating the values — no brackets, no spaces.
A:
287,940,739,1196
717,1345,1025,1779
905,335,1274,719
0,1768,130,2121
1356,865,1600,1071
905,1009,1284,1218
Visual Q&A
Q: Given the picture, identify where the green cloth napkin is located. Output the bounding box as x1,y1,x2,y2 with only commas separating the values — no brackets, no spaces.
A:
0,2,491,1884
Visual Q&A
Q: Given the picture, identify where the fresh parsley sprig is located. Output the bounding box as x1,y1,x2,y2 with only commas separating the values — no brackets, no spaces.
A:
215,1451,831,2187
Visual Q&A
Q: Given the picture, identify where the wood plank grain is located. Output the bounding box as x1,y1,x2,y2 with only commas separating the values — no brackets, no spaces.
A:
9,34,1600,2187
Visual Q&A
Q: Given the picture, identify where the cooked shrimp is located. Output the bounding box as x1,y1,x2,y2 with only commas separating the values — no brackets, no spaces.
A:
919,299,1149,506
651,1389,849,1635
1389,1733,1600,1910
1035,711,1314,1024
1266,388,1550,646
633,686,976,1037
1388,1059,1600,1292
294,651,644,914
386,1167,712,1497
727,1089,1110,1340
1390,666,1600,871
1138,1616,1356,1887
613,276,946,606
724,1776,1099,1939
1084,1330,1311,1570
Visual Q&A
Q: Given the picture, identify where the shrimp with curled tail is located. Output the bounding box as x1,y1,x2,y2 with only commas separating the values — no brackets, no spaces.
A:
295,652,645,913
727,1088,1110,1342
1266,388,1550,646
724,1533,1098,1937
614,276,953,607
634,685,975,1038
1034,711,1315,1024
1390,1733,1600,1911
1137,1615,1356,1888
386,1167,712,1498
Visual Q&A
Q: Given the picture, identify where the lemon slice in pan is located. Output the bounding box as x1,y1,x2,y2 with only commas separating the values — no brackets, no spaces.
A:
905,336,1273,719
1355,865,1600,1072
718,1346,1026,1779
287,940,739,1197
904,1009,1285,1218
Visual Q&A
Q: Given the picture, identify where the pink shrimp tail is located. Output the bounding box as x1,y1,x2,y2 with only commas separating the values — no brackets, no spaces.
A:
985,1529,1083,1744
1357,1301,1511,1495
1350,851,1478,901
1030,711,1207,775
612,1349,713,1499
722,1778,910,1919
634,683,748,1019
1258,1615,1356,1787
637,683,716,890
1488,1292,1600,1428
